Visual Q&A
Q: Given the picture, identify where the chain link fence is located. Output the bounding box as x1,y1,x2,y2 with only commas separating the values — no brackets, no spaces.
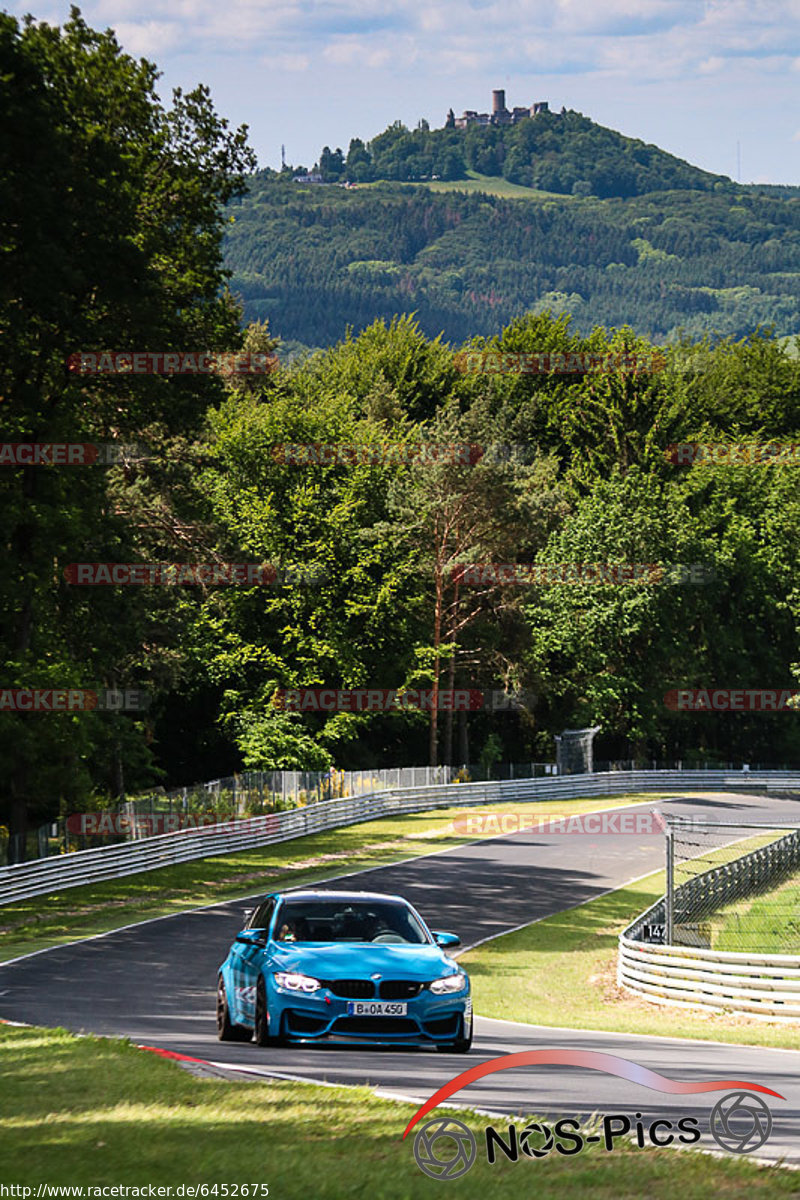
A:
665,819,800,951
6,761,558,864
110,762,558,823
7,758,799,866
555,727,601,774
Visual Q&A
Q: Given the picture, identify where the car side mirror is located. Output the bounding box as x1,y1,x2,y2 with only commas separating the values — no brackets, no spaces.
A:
434,931,461,948
236,928,267,946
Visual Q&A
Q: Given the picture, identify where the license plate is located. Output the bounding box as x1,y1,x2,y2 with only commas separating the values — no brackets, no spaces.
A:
346,1001,407,1016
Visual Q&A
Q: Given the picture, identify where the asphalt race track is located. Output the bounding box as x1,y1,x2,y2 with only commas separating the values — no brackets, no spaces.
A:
3,791,800,1165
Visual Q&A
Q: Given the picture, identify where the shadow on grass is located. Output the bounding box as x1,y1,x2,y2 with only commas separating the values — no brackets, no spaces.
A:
461,883,665,983
1,1027,797,1198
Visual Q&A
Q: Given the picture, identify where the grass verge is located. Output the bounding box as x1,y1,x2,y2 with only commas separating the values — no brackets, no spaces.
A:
1,1024,796,1196
461,861,800,1050
713,869,800,953
0,794,661,964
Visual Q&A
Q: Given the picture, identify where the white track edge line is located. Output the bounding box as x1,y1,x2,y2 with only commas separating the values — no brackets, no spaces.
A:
474,1014,800,1055
0,793,680,968
201,1058,798,1170
4,792,796,1058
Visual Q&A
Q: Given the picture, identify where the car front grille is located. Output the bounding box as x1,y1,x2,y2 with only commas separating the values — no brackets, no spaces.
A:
379,980,423,1000
322,979,375,999
334,1017,417,1036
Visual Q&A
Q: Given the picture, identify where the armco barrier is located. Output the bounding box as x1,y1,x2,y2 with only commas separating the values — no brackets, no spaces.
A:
619,815,800,1021
624,826,800,944
617,939,800,1021
674,827,800,924
2,769,800,908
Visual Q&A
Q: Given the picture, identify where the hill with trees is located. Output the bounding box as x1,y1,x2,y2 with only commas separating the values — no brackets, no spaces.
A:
4,10,800,862
225,177,800,349
298,109,729,198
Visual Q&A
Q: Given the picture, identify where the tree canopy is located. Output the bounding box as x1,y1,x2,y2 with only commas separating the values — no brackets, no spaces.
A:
3,10,800,863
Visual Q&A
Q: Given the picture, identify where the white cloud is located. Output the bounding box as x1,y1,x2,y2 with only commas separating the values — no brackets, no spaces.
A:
111,20,183,57
435,49,484,72
323,40,366,65
11,0,800,69
323,37,411,68
274,53,311,71
5,0,800,181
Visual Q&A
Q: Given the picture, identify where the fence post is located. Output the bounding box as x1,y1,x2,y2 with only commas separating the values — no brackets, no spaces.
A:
665,826,674,946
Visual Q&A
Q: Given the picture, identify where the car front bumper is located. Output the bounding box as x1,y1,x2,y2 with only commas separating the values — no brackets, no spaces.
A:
271,983,472,1044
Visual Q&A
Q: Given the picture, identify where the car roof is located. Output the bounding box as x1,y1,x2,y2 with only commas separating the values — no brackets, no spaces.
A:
276,889,408,903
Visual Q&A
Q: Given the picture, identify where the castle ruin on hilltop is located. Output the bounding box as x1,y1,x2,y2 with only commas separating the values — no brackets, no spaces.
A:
451,89,563,128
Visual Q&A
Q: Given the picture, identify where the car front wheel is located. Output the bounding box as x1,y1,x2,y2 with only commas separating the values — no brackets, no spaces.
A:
437,1015,472,1054
216,975,252,1042
254,976,285,1047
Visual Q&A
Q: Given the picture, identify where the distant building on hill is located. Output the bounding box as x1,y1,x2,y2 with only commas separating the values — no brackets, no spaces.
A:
453,89,553,128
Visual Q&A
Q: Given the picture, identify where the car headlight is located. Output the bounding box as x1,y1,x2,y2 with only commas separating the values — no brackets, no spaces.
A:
274,971,321,993
429,972,467,994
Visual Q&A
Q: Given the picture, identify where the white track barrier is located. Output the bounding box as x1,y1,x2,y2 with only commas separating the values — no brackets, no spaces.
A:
3,769,799,907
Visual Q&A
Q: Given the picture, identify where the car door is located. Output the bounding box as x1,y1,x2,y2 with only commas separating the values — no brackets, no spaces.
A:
236,896,275,1021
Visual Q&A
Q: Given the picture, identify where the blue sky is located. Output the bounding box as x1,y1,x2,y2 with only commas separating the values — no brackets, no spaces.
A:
11,0,800,183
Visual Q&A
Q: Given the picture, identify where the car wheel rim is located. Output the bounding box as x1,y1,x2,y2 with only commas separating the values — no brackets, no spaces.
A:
217,979,227,1029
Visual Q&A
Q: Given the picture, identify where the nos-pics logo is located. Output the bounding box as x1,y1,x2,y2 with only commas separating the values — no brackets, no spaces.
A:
404,1049,782,1179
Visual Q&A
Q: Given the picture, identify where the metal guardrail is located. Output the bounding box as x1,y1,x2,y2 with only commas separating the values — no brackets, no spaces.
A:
624,826,800,944
619,817,800,1020
3,768,800,908
617,939,800,1022
14,762,559,864
674,827,800,927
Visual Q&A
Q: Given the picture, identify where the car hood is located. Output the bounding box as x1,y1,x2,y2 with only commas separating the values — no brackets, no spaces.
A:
269,942,459,980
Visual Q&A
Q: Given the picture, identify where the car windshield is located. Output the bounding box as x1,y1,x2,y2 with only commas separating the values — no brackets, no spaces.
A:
273,899,430,945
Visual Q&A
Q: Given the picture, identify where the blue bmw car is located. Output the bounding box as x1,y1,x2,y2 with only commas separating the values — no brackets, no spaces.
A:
216,889,472,1052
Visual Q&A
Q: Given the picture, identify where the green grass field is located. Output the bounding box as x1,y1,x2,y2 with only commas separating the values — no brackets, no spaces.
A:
0,794,659,964
362,171,571,201
1,1024,796,1196
5,792,800,1054
461,850,800,1050
712,869,800,953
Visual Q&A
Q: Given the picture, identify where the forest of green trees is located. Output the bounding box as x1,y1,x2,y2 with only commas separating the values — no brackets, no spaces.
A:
292,109,729,196
3,11,800,858
226,177,800,348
